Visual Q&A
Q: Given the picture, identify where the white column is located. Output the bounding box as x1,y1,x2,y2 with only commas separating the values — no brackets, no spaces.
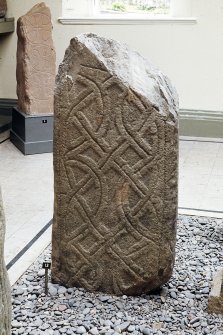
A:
170,0,192,17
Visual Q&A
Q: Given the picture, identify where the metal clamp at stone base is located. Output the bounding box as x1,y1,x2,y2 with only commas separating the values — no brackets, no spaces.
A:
10,107,53,155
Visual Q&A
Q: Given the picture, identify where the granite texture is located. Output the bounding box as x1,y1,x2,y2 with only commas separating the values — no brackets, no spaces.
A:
0,0,7,17
0,189,11,335
52,33,179,295
16,2,56,115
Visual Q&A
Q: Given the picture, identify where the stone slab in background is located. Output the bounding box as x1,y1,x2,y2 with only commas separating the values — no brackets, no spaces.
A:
208,268,223,314
16,2,56,115
0,189,11,334
52,33,179,295
0,0,7,18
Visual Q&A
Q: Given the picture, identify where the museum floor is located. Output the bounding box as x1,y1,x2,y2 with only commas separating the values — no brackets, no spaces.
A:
1,132,223,285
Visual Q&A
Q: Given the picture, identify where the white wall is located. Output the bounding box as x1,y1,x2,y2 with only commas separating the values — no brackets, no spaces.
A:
0,0,223,112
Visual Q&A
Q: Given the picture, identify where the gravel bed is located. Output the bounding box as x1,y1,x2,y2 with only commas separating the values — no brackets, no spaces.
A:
11,215,223,335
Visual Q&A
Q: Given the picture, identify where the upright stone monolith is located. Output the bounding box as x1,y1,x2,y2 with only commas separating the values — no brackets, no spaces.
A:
16,2,56,115
52,33,179,295
0,0,7,17
208,268,223,314
0,189,11,334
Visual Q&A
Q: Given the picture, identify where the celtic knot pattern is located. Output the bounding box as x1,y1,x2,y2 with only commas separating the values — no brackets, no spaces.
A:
52,36,178,295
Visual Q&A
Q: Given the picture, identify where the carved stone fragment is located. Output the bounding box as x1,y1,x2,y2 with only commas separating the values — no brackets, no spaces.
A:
52,33,179,295
0,0,7,17
0,189,11,334
16,2,56,115
208,268,223,314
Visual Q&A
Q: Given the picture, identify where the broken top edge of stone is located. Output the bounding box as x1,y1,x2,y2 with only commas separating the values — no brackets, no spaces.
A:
24,2,51,16
68,33,179,114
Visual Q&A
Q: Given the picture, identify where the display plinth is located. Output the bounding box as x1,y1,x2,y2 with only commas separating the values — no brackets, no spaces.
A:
10,108,53,155
0,18,14,34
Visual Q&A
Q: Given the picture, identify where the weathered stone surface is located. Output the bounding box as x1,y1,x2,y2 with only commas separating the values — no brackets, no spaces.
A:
16,2,56,115
208,268,223,314
0,189,11,334
52,33,179,295
0,0,7,17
